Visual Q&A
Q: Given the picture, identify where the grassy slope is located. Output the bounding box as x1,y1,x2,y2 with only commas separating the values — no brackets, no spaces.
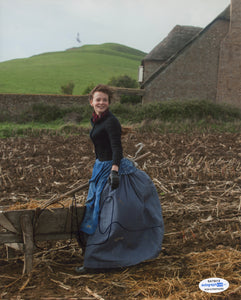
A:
0,43,146,95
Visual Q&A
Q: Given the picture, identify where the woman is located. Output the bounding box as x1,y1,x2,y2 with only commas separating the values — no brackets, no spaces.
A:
76,84,164,273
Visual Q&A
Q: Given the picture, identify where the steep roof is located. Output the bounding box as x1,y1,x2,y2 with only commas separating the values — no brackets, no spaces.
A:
216,4,230,21
142,5,230,87
144,25,202,62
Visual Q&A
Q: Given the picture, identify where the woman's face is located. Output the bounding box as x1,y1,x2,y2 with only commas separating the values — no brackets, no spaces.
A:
90,91,110,116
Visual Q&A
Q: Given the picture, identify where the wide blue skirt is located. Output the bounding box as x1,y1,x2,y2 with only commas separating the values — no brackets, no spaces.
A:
81,158,164,269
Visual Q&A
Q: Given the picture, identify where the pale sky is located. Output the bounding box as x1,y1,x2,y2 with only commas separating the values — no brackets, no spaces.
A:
0,0,230,62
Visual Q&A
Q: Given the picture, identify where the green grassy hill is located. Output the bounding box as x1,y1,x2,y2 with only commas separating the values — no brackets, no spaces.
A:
0,43,146,95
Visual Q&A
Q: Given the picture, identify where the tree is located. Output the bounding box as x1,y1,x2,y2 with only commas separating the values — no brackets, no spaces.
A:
61,81,75,95
108,75,138,88
108,75,141,104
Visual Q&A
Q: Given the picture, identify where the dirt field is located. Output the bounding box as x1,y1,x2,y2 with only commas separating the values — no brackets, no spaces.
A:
0,130,241,299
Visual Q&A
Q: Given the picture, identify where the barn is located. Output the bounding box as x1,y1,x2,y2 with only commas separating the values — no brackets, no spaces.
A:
139,0,241,109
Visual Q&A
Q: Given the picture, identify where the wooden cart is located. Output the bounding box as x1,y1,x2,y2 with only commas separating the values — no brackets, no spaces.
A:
0,205,84,274
0,152,150,274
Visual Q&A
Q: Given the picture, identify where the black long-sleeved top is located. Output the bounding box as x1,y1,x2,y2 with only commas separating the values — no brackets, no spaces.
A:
90,111,123,166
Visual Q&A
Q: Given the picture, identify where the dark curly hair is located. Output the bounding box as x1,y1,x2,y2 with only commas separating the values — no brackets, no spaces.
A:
89,84,113,103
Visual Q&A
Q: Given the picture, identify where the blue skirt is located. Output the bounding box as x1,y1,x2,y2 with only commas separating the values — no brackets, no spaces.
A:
81,158,164,269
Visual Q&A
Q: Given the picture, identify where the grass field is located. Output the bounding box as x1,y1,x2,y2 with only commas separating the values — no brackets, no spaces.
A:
0,43,146,95
0,43,240,138
0,100,240,138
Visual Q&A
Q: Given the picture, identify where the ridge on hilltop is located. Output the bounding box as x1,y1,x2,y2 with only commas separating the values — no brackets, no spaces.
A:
0,43,146,95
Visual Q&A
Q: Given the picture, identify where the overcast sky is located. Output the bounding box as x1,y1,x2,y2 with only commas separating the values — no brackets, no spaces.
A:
0,0,230,62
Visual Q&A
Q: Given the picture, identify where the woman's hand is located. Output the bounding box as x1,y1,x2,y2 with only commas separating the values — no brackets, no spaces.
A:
109,170,119,190
111,165,119,172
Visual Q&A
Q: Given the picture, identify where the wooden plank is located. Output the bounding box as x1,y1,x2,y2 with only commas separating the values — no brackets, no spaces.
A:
35,233,79,241
0,232,80,244
2,209,34,233
34,206,84,234
21,213,34,274
0,233,23,244
0,212,19,233
2,206,84,235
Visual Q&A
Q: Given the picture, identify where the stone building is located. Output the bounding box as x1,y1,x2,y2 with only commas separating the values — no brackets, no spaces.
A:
139,0,241,109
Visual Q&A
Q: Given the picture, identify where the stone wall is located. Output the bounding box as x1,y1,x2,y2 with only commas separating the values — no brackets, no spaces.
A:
0,93,89,116
142,18,230,104
0,88,145,117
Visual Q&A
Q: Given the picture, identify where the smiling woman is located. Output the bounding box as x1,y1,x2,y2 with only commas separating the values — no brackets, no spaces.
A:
90,90,110,116
75,84,164,273
89,85,122,173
